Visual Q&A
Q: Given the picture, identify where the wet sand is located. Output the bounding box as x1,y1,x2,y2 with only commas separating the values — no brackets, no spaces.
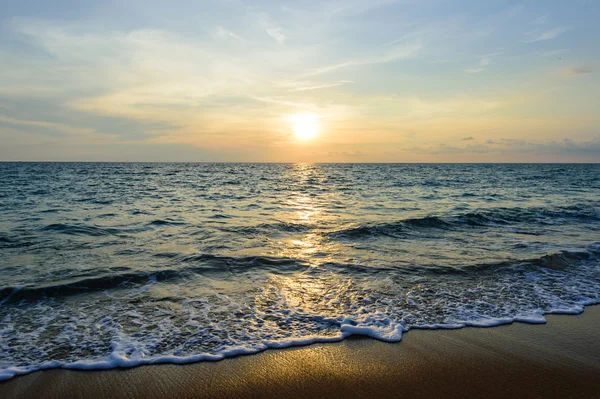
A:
2,306,600,399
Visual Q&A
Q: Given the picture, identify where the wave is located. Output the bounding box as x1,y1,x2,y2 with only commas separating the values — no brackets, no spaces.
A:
326,216,459,240
0,270,175,302
217,221,311,235
146,219,187,226
0,327,382,382
438,249,599,275
327,205,600,240
40,223,121,237
1,286,597,382
317,247,600,276
24,206,600,246
4,248,597,303
0,255,307,302
181,254,307,268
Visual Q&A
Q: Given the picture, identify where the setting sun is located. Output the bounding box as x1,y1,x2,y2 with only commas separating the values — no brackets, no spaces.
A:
291,113,320,140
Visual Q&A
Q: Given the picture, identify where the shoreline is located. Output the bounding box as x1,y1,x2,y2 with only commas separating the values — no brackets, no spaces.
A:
2,305,600,398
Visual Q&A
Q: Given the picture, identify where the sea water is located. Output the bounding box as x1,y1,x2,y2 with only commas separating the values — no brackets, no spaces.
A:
1,163,599,380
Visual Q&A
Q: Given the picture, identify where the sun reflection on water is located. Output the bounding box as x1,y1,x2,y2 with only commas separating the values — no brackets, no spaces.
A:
276,164,332,263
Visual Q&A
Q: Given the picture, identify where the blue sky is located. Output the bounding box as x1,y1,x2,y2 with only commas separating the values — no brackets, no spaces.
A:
0,0,598,161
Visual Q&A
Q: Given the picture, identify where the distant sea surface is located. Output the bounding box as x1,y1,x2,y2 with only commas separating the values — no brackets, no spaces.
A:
1,163,600,380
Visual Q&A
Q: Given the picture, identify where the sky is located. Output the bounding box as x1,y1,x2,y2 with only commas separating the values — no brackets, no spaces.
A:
0,0,599,162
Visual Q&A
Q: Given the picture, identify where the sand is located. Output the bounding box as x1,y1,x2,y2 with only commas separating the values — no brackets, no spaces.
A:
1,306,600,399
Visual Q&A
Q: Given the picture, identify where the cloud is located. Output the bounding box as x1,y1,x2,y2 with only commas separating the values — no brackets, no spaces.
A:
537,49,568,57
302,42,422,77
289,81,353,92
368,96,506,121
466,52,501,74
211,26,241,41
410,137,600,157
326,0,404,17
0,115,93,135
265,27,286,43
328,151,367,157
383,30,424,47
2,19,318,150
408,143,490,154
524,26,569,43
564,67,592,76
253,12,286,43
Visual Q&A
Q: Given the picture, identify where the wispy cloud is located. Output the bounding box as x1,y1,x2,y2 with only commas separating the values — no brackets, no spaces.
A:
211,26,241,41
254,12,286,43
325,0,404,17
383,30,424,47
0,115,93,135
328,150,367,157
406,137,600,157
532,15,548,25
564,67,592,76
537,49,568,57
289,81,353,92
466,52,501,74
302,42,422,77
249,96,317,111
265,26,286,43
466,58,490,74
524,26,569,43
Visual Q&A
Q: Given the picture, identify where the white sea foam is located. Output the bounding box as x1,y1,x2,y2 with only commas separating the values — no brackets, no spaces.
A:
2,299,600,381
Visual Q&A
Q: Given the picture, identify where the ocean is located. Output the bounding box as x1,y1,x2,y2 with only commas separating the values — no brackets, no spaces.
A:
1,162,599,380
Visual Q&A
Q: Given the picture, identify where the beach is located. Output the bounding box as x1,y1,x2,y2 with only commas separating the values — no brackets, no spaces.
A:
2,305,599,399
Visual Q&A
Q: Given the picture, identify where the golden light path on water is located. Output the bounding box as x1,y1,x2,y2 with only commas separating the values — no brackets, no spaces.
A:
259,164,363,318
279,164,332,263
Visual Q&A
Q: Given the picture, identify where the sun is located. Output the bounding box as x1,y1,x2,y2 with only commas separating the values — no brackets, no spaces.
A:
290,113,320,140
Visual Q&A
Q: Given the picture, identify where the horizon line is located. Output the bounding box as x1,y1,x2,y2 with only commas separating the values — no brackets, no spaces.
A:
1,161,599,165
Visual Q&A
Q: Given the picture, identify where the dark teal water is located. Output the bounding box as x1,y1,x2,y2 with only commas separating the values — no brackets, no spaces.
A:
1,163,599,379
